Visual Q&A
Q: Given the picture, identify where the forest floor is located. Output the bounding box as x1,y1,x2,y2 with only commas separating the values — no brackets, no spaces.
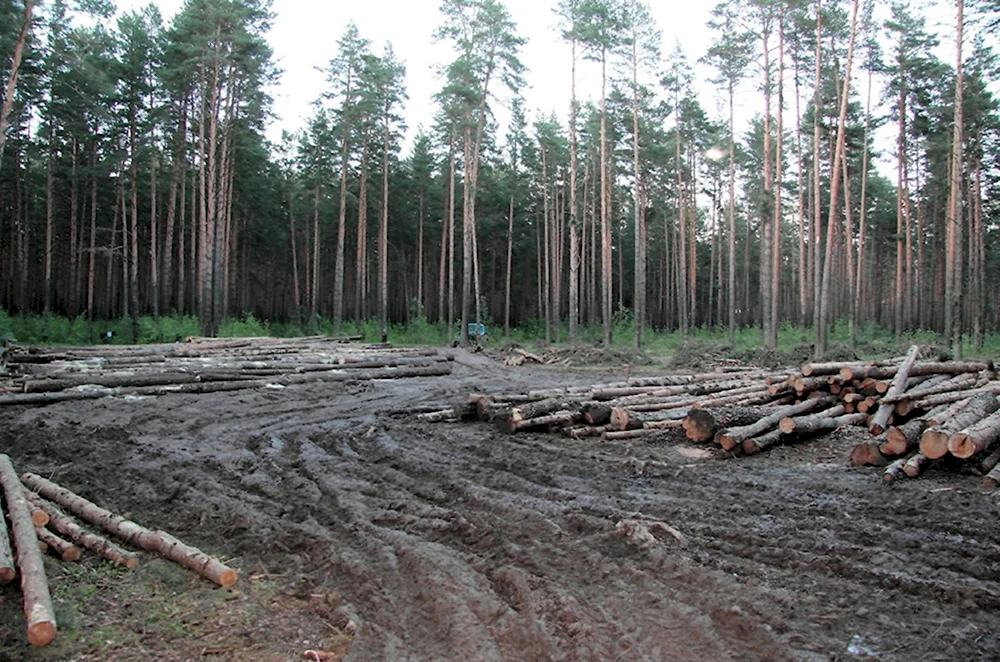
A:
1,347,999,661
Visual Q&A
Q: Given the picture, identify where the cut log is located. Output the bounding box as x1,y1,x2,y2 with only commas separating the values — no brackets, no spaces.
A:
801,360,868,377
0,485,14,583
610,408,687,432
0,456,56,646
850,440,889,467
869,345,920,435
984,463,1000,489
25,498,49,527
881,419,928,457
883,457,909,484
582,403,613,426
20,474,237,587
493,397,583,433
511,411,583,432
882,373,976,406
682,406,773,443
947,410,1000,459
715,397,837,452
778,405,847,434
563,425,608,439
34,528,81,562
609,407,647,432
602,429,658,440
980,447,1000,474
742,429,785,455
416,408,459,423
24,492,139,570
903,453,931,478
926,398,973,427
919,394,1000,459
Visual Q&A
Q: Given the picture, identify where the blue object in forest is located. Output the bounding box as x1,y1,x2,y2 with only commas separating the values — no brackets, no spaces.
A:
468,323,487,338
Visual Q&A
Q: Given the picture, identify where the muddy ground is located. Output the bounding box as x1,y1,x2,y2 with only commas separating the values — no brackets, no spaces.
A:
1,349,999,661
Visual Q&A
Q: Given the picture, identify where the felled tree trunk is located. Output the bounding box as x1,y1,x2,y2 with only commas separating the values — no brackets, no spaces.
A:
715,397,836,451
0,456,56,646
919,394,999,459
947,410,1000,459
682,406,773,443
21,474,237,587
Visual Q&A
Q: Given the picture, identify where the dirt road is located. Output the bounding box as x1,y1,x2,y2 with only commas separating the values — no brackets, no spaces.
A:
2,349,999,661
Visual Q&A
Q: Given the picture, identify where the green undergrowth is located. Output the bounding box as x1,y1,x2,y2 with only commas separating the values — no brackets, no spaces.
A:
1,309,997,362
0,556,284,659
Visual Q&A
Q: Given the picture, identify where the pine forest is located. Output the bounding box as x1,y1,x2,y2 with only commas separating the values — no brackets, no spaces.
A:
0,0,998,358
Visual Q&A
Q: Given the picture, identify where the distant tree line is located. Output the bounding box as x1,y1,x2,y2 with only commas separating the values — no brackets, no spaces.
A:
0,0,997,357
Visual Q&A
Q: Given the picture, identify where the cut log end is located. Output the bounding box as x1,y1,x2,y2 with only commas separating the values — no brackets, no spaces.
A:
716,434,738,452
778,417,796,434
30,511,49,528
218,568,239,588
0,567,15,585
948,433,976,460
850,442,887,468
27,621,56,647
919,430,951,460
62,547,82,562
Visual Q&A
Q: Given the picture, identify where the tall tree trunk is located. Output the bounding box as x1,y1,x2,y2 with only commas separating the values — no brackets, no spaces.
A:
332,69,353,329
461,119,473,344
288,183,301,314
761,15,775,349
0,0,33,168
68,139,79,316
379,109,390,343
569,31,579,345
630,25,644,348
675,108,689,338
129,101,141,326
44,124,54,313
417,189,424,316
600,51,612,347
541,142,551,344
86,145,97,321
972,153,983,350
795,57,808,328
504,194,514,338
312,183,320,325
812,0,824,352
150,151,159,318
854,64,873,349
944,0,964,356
356,132,369,324
162,100,187,314
447,131,457,332
817,0,859,356
728,79,737,344
770,5,785,348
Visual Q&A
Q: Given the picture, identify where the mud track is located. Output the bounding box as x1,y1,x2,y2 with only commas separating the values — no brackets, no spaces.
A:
3,349,999,661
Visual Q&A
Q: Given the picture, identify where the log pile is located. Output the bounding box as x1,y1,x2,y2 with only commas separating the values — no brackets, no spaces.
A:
445,346,1000,484
0,456,240,647
0,336,454,406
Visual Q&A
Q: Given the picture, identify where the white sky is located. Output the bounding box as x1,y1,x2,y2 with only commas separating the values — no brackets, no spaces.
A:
115,0,719,149
112,0,971,171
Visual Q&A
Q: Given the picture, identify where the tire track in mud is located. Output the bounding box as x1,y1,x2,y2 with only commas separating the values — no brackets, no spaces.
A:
4,355,1000,660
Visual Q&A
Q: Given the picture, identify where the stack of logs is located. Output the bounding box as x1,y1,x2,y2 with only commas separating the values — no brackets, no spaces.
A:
0,336,454,406
0,455,237,647
440,345,1000,484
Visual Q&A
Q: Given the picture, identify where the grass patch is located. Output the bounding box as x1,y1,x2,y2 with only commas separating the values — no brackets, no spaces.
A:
1,309,998,362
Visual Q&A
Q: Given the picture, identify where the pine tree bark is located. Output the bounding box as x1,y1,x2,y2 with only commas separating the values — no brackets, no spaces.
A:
817,0,859,357
944,0,965,356
0,0,34,168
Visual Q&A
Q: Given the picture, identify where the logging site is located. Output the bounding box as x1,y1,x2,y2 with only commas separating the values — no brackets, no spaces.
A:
1,336,999,661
